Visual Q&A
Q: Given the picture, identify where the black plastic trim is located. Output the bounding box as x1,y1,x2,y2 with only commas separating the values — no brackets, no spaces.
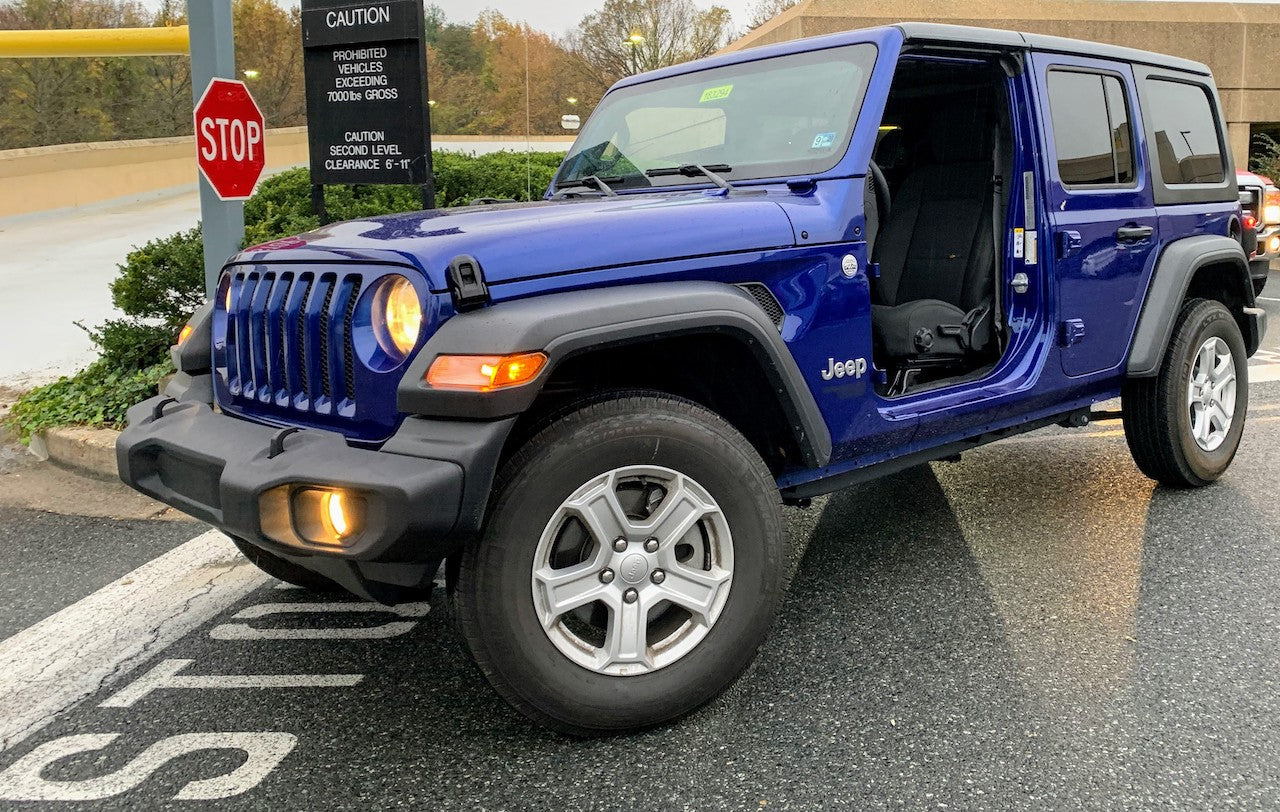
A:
116,397,516,571
397,281,833,467
1127,235,1253,376
782,410,1077,500
171,301,213,373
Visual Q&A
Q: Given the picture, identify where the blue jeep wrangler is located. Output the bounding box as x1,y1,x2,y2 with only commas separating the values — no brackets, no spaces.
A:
120,23,1267,734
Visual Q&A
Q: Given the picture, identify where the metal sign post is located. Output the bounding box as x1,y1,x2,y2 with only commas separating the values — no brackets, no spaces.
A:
186,0,243,298
300,0,434,223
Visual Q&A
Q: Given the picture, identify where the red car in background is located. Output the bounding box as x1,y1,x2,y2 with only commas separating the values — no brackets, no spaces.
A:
1238,168,1278,294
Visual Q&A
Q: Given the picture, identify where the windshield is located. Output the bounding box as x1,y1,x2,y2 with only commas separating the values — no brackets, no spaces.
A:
555,43,877,191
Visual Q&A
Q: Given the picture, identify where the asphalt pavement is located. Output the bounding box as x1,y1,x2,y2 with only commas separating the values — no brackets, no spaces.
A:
0,267,1276,809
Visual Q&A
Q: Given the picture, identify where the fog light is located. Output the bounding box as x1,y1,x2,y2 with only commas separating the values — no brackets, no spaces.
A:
1269,235,1279,254
290,487,366,546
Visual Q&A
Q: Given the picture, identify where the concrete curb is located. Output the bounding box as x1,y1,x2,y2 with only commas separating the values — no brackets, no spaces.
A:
29,426,121,481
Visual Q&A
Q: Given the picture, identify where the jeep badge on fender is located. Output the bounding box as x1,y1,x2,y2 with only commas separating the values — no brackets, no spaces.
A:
821,356,868,380
120,23,1267,735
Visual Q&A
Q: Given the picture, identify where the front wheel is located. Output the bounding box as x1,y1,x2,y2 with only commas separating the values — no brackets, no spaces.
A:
455,393,784,735
229,535,345,593
1123,298,1249,486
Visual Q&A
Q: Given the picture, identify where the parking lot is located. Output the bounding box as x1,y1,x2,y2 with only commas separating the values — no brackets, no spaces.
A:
0,273,1276,809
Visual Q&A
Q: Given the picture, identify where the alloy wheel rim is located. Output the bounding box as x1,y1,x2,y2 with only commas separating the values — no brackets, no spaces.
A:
1186,336,1236,452
531,465,734,676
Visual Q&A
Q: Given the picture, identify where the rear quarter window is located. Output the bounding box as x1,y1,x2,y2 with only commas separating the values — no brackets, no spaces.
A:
1145,78,1225,184
1135,70,1235,205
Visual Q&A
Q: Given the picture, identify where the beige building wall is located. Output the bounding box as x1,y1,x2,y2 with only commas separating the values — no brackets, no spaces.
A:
729,0,1280,167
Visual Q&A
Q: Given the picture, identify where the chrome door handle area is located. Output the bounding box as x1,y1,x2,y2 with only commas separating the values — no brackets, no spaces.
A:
1115,224,1154,242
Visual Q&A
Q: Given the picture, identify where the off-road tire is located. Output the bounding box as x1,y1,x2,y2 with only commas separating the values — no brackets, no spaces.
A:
230,535,345,593
455,392,784,735
1123,298,1248,487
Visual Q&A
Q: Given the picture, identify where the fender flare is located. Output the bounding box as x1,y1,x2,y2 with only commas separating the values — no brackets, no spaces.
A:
1126,235,1253,377
397,281,833,467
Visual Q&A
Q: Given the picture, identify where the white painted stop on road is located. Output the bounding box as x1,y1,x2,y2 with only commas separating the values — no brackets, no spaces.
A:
193,78,266,201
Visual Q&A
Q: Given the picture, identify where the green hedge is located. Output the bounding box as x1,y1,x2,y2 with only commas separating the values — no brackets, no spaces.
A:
243,150,565,245
5,150,566,439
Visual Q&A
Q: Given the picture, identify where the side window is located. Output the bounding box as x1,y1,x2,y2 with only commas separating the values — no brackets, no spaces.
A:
1047,70,1135,187
1144,78,1225,184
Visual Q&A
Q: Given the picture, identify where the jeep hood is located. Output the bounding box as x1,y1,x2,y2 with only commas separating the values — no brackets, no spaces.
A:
233,193,797,291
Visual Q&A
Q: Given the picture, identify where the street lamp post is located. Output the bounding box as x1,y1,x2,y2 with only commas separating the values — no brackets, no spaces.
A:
625,31,644,75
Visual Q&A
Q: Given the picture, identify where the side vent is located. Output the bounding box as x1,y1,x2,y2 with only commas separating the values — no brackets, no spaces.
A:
737,282,784,330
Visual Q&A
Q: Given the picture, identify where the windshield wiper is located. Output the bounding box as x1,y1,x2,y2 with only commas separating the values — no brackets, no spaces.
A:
554,174,619,197
644,164,734,191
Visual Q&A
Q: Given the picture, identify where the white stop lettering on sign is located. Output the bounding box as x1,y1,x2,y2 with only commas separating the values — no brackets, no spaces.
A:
198,116,262,163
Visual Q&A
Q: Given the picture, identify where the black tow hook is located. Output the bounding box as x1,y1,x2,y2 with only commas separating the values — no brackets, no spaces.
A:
267,427,303,459
150,397,178,421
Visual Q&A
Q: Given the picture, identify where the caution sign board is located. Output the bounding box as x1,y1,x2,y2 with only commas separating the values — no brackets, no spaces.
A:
300,0,432,188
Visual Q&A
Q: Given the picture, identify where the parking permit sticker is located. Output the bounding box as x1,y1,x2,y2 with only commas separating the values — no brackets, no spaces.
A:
699,84,733,103
1013,227,1025,258
811,132,837,149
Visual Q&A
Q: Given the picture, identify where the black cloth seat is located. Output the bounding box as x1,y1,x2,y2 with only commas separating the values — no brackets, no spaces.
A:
871,110,995,360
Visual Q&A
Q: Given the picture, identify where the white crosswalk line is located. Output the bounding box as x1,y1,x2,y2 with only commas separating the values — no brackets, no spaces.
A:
0,530,268,751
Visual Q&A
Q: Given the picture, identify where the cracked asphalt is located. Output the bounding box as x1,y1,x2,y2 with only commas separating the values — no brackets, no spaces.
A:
0,270,1276,810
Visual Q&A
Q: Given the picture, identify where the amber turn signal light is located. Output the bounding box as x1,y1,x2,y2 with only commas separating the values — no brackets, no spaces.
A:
176,324,194,346
426,352,548,391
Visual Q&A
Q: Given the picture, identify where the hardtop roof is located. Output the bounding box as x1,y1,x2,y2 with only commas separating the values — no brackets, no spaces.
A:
896,22,1211,75
610,21,1212,92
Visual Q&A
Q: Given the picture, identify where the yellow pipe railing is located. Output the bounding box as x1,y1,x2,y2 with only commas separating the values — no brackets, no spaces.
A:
0,26,189,58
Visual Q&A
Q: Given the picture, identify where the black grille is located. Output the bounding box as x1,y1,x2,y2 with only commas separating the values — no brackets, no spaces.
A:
738,282,784,329
1241,185,1263,219
224,268,365,414
342,277,362,400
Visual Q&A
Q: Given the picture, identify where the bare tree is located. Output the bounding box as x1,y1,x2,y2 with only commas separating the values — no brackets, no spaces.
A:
745,0,798,31
567,0,733,91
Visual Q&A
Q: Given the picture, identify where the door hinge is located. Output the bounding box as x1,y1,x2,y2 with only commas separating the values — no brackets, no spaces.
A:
1060,318,1086,347
1058,230,1082,258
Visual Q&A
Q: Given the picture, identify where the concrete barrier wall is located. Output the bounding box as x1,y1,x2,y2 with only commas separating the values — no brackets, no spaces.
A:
0,131,575,218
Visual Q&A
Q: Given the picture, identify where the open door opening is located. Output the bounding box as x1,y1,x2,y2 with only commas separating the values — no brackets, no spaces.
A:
867,54,1015,397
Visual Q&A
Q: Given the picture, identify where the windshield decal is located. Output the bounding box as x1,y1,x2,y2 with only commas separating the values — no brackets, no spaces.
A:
699,84,733,103
811,132,837,149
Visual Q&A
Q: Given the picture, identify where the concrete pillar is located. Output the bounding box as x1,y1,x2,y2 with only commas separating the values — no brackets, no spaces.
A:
1227,122,1251,173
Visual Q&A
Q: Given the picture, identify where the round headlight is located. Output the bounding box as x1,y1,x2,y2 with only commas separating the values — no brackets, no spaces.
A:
373,275,422,357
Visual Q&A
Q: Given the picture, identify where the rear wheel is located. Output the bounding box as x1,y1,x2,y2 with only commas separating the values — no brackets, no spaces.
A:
455,393,784,735
1123,298,1248,486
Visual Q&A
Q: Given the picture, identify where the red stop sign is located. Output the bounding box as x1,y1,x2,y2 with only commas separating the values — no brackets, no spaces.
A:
194,78,266,201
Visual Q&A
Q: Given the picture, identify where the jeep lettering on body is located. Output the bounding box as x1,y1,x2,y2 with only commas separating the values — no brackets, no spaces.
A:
120,23,1268,735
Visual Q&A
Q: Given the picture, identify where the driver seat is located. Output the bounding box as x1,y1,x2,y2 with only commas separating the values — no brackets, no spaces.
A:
870,104,996,362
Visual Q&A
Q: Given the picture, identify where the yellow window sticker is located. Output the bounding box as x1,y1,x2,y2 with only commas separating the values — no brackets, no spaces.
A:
699,84,733,103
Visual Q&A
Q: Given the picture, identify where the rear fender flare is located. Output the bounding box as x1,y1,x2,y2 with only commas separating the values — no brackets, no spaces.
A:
1127,235,1254,377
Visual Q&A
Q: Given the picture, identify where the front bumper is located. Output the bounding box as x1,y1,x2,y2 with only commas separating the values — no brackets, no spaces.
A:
1252,225,1279,284
1243,306,1269,359
117,388,513,601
